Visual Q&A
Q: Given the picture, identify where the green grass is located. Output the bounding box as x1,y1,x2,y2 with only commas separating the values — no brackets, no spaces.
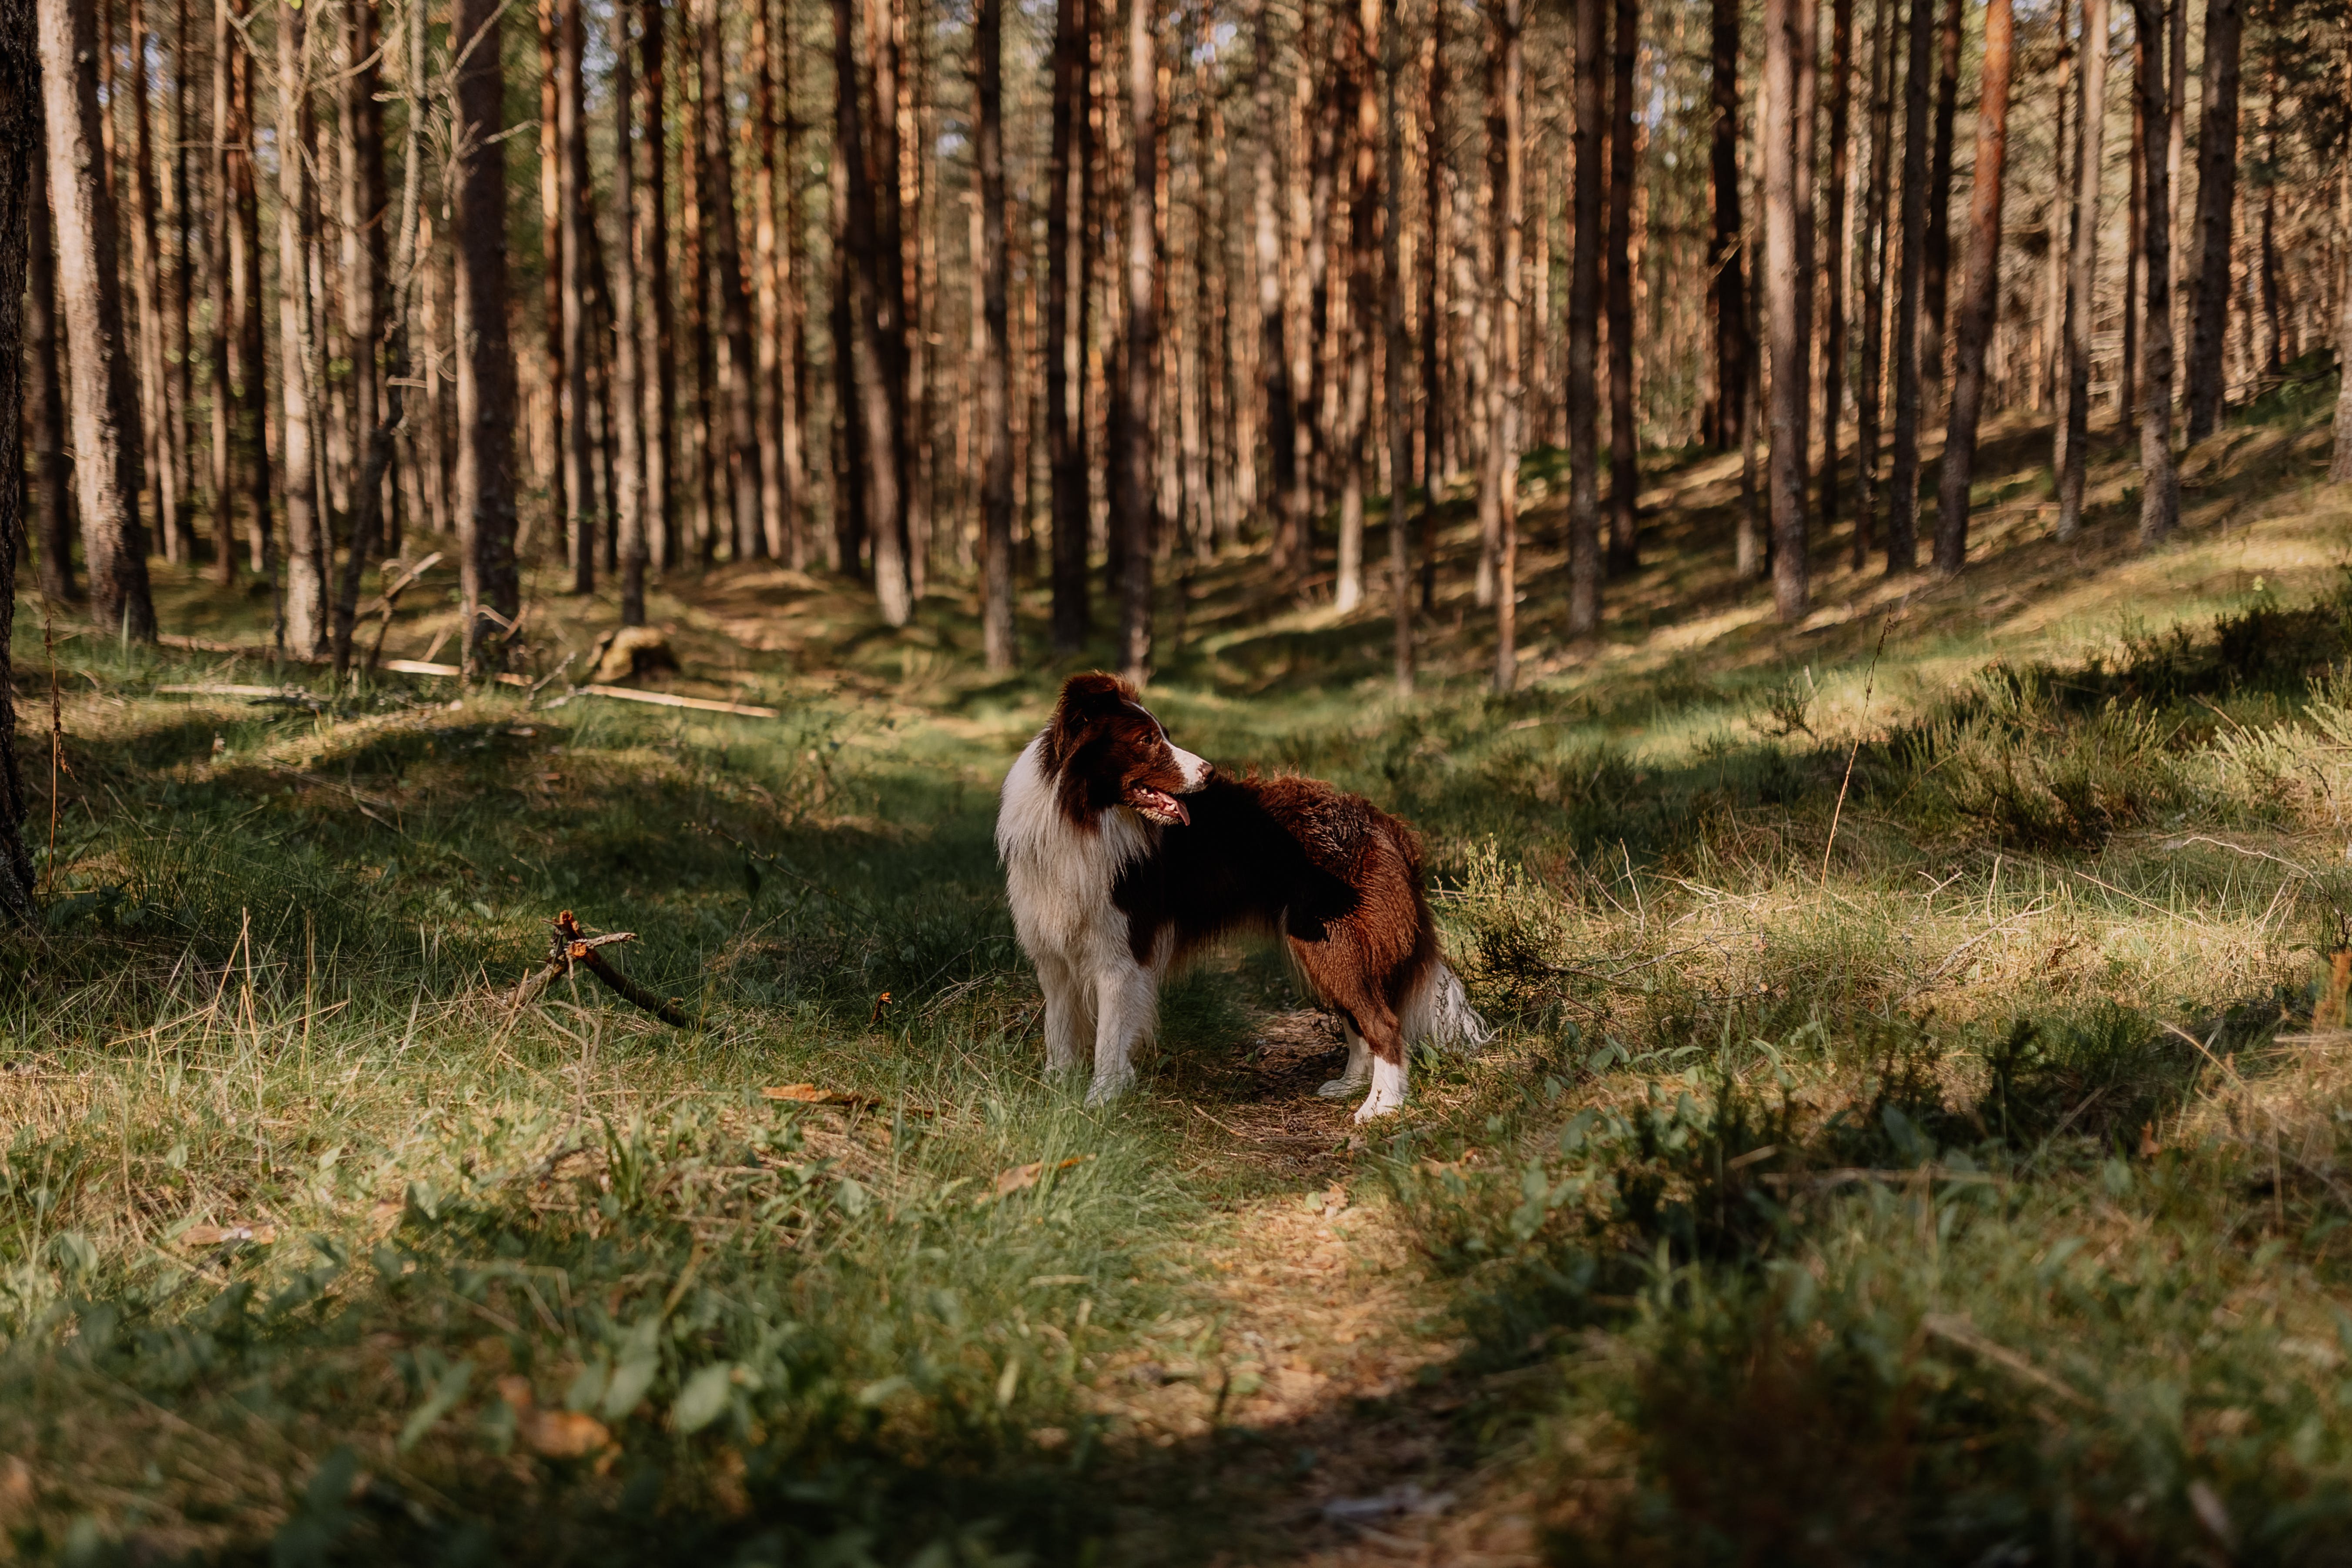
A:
10,391,2352,1564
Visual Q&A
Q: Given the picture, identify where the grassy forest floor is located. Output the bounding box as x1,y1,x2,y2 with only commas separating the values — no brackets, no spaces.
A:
10,372,2352,1565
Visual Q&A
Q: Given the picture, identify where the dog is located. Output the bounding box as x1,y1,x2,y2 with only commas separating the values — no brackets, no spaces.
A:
995,672,1488,1120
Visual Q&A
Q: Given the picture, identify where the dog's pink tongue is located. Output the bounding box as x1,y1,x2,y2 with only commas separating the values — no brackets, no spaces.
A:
1165,795,1189,826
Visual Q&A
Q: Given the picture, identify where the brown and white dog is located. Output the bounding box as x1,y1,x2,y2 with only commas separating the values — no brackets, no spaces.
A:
996,673,1488,1119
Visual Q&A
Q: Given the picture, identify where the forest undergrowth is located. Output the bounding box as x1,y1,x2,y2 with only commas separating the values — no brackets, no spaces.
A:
9,398,2352,1564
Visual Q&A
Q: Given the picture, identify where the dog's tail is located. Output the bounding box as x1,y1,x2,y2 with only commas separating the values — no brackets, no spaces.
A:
1403,961,1493,1055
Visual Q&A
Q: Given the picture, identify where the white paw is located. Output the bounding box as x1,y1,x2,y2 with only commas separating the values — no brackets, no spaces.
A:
1317,1074,1370,1099
1353,1091,1405,1122
1084,1071,1136,1107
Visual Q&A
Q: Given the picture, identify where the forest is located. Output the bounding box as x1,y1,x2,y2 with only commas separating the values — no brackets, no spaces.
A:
7,0,2352,1557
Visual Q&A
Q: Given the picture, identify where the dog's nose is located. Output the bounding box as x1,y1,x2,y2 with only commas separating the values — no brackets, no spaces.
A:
1170,746,1212,792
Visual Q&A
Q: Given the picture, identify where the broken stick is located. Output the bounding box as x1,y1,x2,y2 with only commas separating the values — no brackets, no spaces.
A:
510,909,691,1028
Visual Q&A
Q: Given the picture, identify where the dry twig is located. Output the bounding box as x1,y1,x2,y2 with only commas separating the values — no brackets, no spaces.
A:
510,910,690,1028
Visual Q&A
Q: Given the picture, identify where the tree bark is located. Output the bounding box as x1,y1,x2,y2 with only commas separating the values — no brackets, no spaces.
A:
330,0,393,672
2057,0,2107,538
278,0,330,657
1605,0,1640,575
1568,0,1604,633
1253,0,1302,589
129,0,180,563
1931,0,2011,572
1853,0,1897,566
753,0,791,562
2131,0,2179,544
453,0,520,669
2332,164,2352,481
1764,0,1816,620
1921,0,1962,378
171,0,197,560
1049,0,1092,648
612,0,647,625
538,0,566,549
1820,0,1854,537
639,0,675,573
29,118,74,603
1417,0,1446,611
2122,45,2141,432
1116,0,1159,681
1334,0,1378,614
1710,0,1750,456
39,0,155,640
0,0,38,918
559,0,596,591
1381,0,1413,693
835,0,911,622
1491,0,1523,692
699,0,766,566
978,0,1015,670
1888,0,1933,571
2182,0,2240,442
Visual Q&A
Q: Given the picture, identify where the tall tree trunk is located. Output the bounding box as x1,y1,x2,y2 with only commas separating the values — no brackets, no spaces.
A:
898,0,933,598
681,25,714,564
230,0,269,579
29,120,72,602
537,0,566,551
867,0,915,600
2122,48,2141,431
1931,0,2010,571
1820,0,1854,537
752,0,789,560
781,1,811,567
278,0,329,656
1921,0,1962,378
611,0,646,624
1764,0,1816,620
639,0,675,573
1854,0,1897,566
559,0,596,591
2132,0,2179,543
1710,0,1751,456
453,0,519,668
2182,0,2240,442
1605,0,1640,575
129,0,179,563
208,0,236,583
1417,0,1446,611
40,0,155,639
0,0,39,918
978,0,1015,670
1116,0,1159,680
1490,0,1523,691
836,0,910,621
698,0,765,564
1382,0,1413,692
30,120,74,602
1334,0,1377,614
171,0,197,562
2332,163,2352,481
1887,0,1933,571
1253,0,1301,587
331,0,392,670
1568,0,1604,631
1050,0,1093,648
2058,0,2107,539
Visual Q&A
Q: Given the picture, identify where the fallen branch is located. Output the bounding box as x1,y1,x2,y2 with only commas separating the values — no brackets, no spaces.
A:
379,658,532,688
510,910,690,1028
362,551,446,673
156,683,325,708
577,684,780,719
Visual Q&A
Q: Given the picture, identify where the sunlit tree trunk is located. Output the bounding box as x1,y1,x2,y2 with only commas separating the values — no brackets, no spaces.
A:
836,0,911,622
40,0,155,640
1605,0,1640,574
1887,0,1933,572
1931,0,2010,573
2332,166,2352,481
1252,0,1303,587
277,0,330,656
1417,0,1446,610
537,0,566,549
558,0,596,593
1382,0,1413,692
2057,0,2107,538
1116,0,1159,680
611,0,647,626
1489,0,1522,691
30,120,74,603
453,0,520,669
1763,0,1816,620
2131,0,2179,544
640,0,675,573
1921,0,1961,378
1567,0,1603,631
753,0,790,561
331,0,393,671
1819,0,1853,539
2182,0,2239,443
1334,0,1377,614
129,0,181,563
698,0,765,565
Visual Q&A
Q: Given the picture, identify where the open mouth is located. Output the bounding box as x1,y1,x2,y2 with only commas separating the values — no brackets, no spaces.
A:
1128,787,1189,827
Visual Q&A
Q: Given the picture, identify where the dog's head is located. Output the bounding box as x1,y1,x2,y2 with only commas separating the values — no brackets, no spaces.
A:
1042,673,1212,828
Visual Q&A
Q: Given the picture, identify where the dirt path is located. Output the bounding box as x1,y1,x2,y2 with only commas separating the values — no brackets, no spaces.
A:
1075,1011,1546,1566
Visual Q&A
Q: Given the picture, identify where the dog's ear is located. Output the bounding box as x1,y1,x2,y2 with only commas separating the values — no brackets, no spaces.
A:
1050,673,1133,752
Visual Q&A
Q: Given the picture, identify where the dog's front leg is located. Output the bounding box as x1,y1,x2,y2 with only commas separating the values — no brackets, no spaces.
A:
1087,960,1156,1106
1037,954,1092,1075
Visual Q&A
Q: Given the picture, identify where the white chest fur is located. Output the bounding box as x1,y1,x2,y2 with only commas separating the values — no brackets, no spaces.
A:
996,733,1155,968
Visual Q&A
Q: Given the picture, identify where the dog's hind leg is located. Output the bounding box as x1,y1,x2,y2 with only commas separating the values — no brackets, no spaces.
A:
1087,958,1157,1106
1037,953,1092,1075
1317,1026,1373,1099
